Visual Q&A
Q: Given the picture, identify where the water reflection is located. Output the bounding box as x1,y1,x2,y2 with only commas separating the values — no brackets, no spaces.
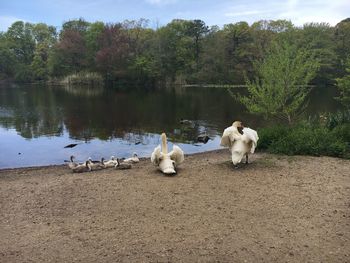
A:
0,83,340,168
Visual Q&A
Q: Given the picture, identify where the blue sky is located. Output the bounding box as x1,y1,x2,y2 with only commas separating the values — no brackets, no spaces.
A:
0,0,349,31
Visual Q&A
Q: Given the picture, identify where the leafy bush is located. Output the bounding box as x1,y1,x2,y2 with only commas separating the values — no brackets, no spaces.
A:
258,120,350,159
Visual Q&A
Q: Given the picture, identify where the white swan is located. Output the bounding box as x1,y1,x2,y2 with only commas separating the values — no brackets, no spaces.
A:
220,121,259,167
123,152,140,164
151,133,184,175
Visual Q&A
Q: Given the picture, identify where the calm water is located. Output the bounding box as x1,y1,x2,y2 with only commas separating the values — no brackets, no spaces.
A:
0,83,340,168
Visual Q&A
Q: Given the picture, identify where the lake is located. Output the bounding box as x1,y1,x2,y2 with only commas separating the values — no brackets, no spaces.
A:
0,83,340,168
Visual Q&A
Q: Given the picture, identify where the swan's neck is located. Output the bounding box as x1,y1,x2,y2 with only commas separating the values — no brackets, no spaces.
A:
161,133,168,154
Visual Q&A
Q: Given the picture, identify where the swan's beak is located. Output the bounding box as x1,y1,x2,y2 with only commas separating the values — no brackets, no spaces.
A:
163,168,176,175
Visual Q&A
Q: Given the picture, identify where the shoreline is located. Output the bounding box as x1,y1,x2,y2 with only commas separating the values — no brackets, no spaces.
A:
1,150,349,262
0,149,226,172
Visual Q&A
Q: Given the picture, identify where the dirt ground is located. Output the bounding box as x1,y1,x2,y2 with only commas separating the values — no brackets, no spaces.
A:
0,150,349,262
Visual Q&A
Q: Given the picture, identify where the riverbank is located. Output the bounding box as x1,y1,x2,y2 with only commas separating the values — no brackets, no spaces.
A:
0,150,349,262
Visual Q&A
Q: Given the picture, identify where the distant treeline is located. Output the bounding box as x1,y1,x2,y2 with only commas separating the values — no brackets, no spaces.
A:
0,17,349,85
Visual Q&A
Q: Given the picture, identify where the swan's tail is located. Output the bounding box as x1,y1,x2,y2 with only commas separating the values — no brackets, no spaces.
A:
161,133,168,154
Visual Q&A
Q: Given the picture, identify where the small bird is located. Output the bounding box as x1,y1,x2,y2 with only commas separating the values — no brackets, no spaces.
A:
115,158,132,169
197,133,210,143
151,133,184,175
88,157,105,170
71,160,92,173
103,156,118,168
65,155,79,169
220,121,259,168
123,153,140,164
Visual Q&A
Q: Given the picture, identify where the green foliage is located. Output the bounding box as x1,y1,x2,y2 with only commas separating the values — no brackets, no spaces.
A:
239,40,320,124
0,17,349,87
335,57,350,108
259,121,350,158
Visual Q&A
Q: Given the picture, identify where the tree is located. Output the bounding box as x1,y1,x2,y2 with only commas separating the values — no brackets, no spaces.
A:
335,57,350,108
184,19,209,71
238,40,320,124
0,33,16,79
222,22,253,83
297,23,336,85
95,23,130,79
51,29,87,76
85,21,104,69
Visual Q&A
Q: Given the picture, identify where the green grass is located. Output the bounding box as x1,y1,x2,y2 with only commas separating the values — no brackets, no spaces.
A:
61,72,104,86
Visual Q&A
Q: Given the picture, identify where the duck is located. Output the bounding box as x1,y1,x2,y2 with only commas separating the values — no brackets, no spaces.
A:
103,156,118,168
220,121,259,168
197,133,210,143
88,157,105,170
115,158,132,169
151,133,184,175
71,160,92,173
123,152,140,164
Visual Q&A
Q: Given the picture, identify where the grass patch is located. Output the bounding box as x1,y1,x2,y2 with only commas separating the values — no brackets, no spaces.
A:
61,72,104,87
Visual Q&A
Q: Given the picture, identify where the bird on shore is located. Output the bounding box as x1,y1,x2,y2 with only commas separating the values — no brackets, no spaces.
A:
71,160,92,173
123,153,140,164
88,157,105,170
151,133,184,175
103,156,118,168
65,155,79,169
115,158,132,169
220,121,259,168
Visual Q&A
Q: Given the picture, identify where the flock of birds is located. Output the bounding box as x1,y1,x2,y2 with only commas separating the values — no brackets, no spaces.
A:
66,153,139,173
66,120,259,175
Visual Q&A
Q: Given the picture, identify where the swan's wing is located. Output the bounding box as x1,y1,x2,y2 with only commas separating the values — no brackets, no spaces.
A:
243,127,259,153
220,126,239,148
151,145,163,165
168,145,184,166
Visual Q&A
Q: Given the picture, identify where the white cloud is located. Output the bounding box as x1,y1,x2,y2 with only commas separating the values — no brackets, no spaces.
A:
278,0,349,25
0,16,28,32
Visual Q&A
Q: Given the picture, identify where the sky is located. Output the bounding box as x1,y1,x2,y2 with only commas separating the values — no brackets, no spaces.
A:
0,0,349,31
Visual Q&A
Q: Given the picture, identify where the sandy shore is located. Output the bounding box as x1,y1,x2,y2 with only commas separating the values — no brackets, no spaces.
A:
0,150,349,262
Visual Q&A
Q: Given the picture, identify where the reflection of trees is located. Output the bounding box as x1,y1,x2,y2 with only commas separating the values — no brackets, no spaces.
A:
0,84,64,138
0,83,269,142
59,84,104,97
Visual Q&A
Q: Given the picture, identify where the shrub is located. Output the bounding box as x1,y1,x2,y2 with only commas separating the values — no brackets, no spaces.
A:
258,121,349,159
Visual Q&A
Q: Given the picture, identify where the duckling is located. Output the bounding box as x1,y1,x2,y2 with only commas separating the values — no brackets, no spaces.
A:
65,155,79,169
103,156,118,168
72,160,92,173
197,133,210,143
88,157,105,170
123,152,140,164
115,158,132,169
